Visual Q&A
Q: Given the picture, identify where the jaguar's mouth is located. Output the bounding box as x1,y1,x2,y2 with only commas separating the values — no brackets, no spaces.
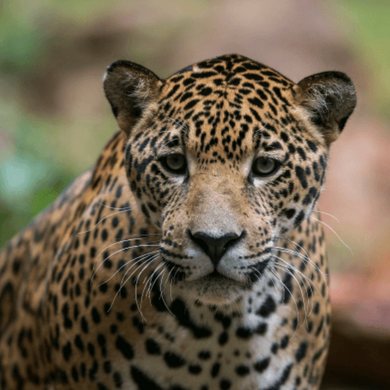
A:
202,270,231,281
173,259,272,305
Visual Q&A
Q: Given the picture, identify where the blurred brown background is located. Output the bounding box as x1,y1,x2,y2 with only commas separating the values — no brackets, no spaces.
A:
1,1,390,388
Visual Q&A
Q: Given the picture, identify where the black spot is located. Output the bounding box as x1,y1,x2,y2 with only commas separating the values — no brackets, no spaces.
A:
295,341,307,362
256,296,276,317
294,210,305,227
145,339,161,355
116,336,134,360
236,322,267,339
188,365,202,374
220,379,231,390
295,166,308,189
170,299,211,338
164,351,186,368
184,99,199,110
199,87,213,96
74,335,84,351
198,351,211,360
306,140,318,152
218,331,228,345
211,362,220,378
87,342,95,357
297,147,306,160
244,73,263,81
280,335,289,349
235,365,250,376
214,312,232,329
248,97,264,109
101,229,108,241
97,334,107,357
62,342,72,361
285,209,296,219
315,317,324,336
91,307,101,324
81,316,88,333
131,365,163,390
113,372,123,388
254,357,270,373
71,366,79,382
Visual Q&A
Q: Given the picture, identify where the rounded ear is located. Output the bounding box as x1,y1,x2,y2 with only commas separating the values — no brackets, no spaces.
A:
294,71,357,146
103,60,163,134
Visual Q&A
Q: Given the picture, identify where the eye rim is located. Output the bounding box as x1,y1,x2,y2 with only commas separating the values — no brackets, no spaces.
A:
252,156,280,177
159,153,187,175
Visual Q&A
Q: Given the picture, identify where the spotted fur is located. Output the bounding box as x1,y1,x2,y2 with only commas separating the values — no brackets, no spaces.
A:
0,54,356,390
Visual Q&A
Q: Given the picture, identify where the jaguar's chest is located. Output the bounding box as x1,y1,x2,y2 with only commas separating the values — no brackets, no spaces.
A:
102,277,325,390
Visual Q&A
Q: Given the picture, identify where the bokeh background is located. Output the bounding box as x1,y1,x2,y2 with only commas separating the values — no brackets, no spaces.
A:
1,1,390,388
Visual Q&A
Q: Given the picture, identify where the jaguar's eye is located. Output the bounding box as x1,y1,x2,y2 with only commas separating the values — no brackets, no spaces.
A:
252,157,279,176
161,154,187,174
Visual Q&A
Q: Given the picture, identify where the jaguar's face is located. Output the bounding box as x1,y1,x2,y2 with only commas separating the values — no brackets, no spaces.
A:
104,54,356,304
124,77,330,305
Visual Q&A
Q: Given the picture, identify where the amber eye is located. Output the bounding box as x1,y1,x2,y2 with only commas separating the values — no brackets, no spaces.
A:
252,157,279,176
161,154,187,174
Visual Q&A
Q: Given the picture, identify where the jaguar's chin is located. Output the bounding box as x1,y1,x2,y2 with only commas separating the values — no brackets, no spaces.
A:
181,271,247,305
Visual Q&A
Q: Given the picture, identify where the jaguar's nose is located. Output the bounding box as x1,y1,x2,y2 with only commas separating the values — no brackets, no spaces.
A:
189,230,244,266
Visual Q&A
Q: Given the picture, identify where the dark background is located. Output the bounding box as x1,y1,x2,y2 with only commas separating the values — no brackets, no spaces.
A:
1,1,390,388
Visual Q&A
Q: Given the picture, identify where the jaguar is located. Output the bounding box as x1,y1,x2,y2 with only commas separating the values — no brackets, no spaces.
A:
0,54,356,390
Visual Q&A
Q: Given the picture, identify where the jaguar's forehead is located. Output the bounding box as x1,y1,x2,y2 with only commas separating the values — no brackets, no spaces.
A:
156,54,297,162
167,54,293,86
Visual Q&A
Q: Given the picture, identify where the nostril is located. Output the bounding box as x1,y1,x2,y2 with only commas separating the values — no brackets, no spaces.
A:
188,230,245,266
189,231,211,255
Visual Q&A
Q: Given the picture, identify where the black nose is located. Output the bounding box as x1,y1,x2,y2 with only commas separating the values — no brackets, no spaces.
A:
189,230,243,266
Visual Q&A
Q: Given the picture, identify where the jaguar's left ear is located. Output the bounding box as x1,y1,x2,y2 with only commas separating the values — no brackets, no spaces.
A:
103,60,163,134
294,71,356,146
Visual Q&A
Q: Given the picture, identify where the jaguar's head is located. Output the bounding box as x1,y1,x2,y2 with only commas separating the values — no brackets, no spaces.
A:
104,54,356,304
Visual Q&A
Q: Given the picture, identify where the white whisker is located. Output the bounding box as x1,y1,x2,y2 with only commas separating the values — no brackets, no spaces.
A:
311,216,352,255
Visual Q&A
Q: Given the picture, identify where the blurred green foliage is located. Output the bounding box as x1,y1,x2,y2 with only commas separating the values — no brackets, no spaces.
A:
0,0,389,249
335,0,390,121
0,0,206,247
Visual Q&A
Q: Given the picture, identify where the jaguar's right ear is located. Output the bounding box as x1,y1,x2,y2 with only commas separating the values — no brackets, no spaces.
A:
103,60,163,135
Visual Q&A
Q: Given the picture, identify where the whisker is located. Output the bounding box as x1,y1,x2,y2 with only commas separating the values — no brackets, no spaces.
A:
92,244,160,279
273,262,308,316
283,238,323,273
311,216,352,255
313,209,340,223
134,256,160,321
96,200,132,211
159,270,175,317
269,267,300,329
97,251,159,287
148,267,166,301
141,261,165,307
265,269,281,297
118,252,158,289
95,238,161,267
275,245,327,286
273,255,321,319
167,116,189,132
105,254,157,312
78,209,130,234
272,264,304,330
165,264,177,302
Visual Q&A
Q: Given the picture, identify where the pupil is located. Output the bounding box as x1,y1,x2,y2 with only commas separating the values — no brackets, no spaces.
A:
169,155,183,170
261,159,271,170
